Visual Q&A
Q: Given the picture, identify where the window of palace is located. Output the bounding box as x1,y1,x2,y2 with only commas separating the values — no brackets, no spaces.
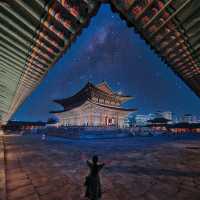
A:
92,97,98,102
105,100,109,105
99,98,104,104
110,101,115,105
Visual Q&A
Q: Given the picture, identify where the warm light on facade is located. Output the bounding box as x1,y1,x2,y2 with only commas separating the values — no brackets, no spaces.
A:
52,82,136,128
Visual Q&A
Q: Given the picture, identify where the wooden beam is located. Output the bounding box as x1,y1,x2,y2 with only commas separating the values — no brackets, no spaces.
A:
150,0,192,39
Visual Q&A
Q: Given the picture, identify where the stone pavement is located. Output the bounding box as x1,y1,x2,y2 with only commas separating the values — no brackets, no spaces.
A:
2,134,200,200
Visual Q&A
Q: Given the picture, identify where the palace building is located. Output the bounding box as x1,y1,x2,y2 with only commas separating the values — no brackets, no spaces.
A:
51,82,136,128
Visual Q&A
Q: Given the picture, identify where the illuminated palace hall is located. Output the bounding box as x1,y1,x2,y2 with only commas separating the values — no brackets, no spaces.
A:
51,82,136,127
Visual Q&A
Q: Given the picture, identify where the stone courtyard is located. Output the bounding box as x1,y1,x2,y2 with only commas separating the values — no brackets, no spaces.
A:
1,133,200,200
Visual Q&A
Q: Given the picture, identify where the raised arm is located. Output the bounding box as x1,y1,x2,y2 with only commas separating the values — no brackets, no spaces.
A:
98,163,105,170
86,160,92,168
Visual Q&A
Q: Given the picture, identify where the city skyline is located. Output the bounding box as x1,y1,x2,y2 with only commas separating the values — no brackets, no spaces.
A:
134,111,200,125
12,5,200,122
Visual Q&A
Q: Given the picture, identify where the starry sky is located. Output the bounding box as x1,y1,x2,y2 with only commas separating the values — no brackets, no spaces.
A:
12,4,200,121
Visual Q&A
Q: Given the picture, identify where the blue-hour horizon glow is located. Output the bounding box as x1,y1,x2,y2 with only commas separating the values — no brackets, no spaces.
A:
12,5,200,122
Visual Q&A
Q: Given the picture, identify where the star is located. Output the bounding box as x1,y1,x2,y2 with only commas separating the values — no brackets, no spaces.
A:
155,72,161,78
89,74,93,78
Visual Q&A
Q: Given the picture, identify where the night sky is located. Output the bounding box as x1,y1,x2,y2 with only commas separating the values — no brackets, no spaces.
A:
13,5,200,121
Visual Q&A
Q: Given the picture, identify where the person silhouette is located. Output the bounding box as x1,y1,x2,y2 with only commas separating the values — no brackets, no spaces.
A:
85,155,105,200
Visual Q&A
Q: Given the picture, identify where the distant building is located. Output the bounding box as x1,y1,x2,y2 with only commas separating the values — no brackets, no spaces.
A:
135,115,150,126
148,113,156,120
147,117,170,131
3,121,46,131
168,123,200,133
155,111,163,118
46,118,58,127
192,116,199,123
155,111,173,121
182,114,193,123
51,82,136,128
162,111,173,121
172,115,180,123
135,112,171,126
127,114,136,127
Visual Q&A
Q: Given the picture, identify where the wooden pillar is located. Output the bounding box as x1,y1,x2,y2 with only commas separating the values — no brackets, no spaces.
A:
79,111,83,126
88,105,93,126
